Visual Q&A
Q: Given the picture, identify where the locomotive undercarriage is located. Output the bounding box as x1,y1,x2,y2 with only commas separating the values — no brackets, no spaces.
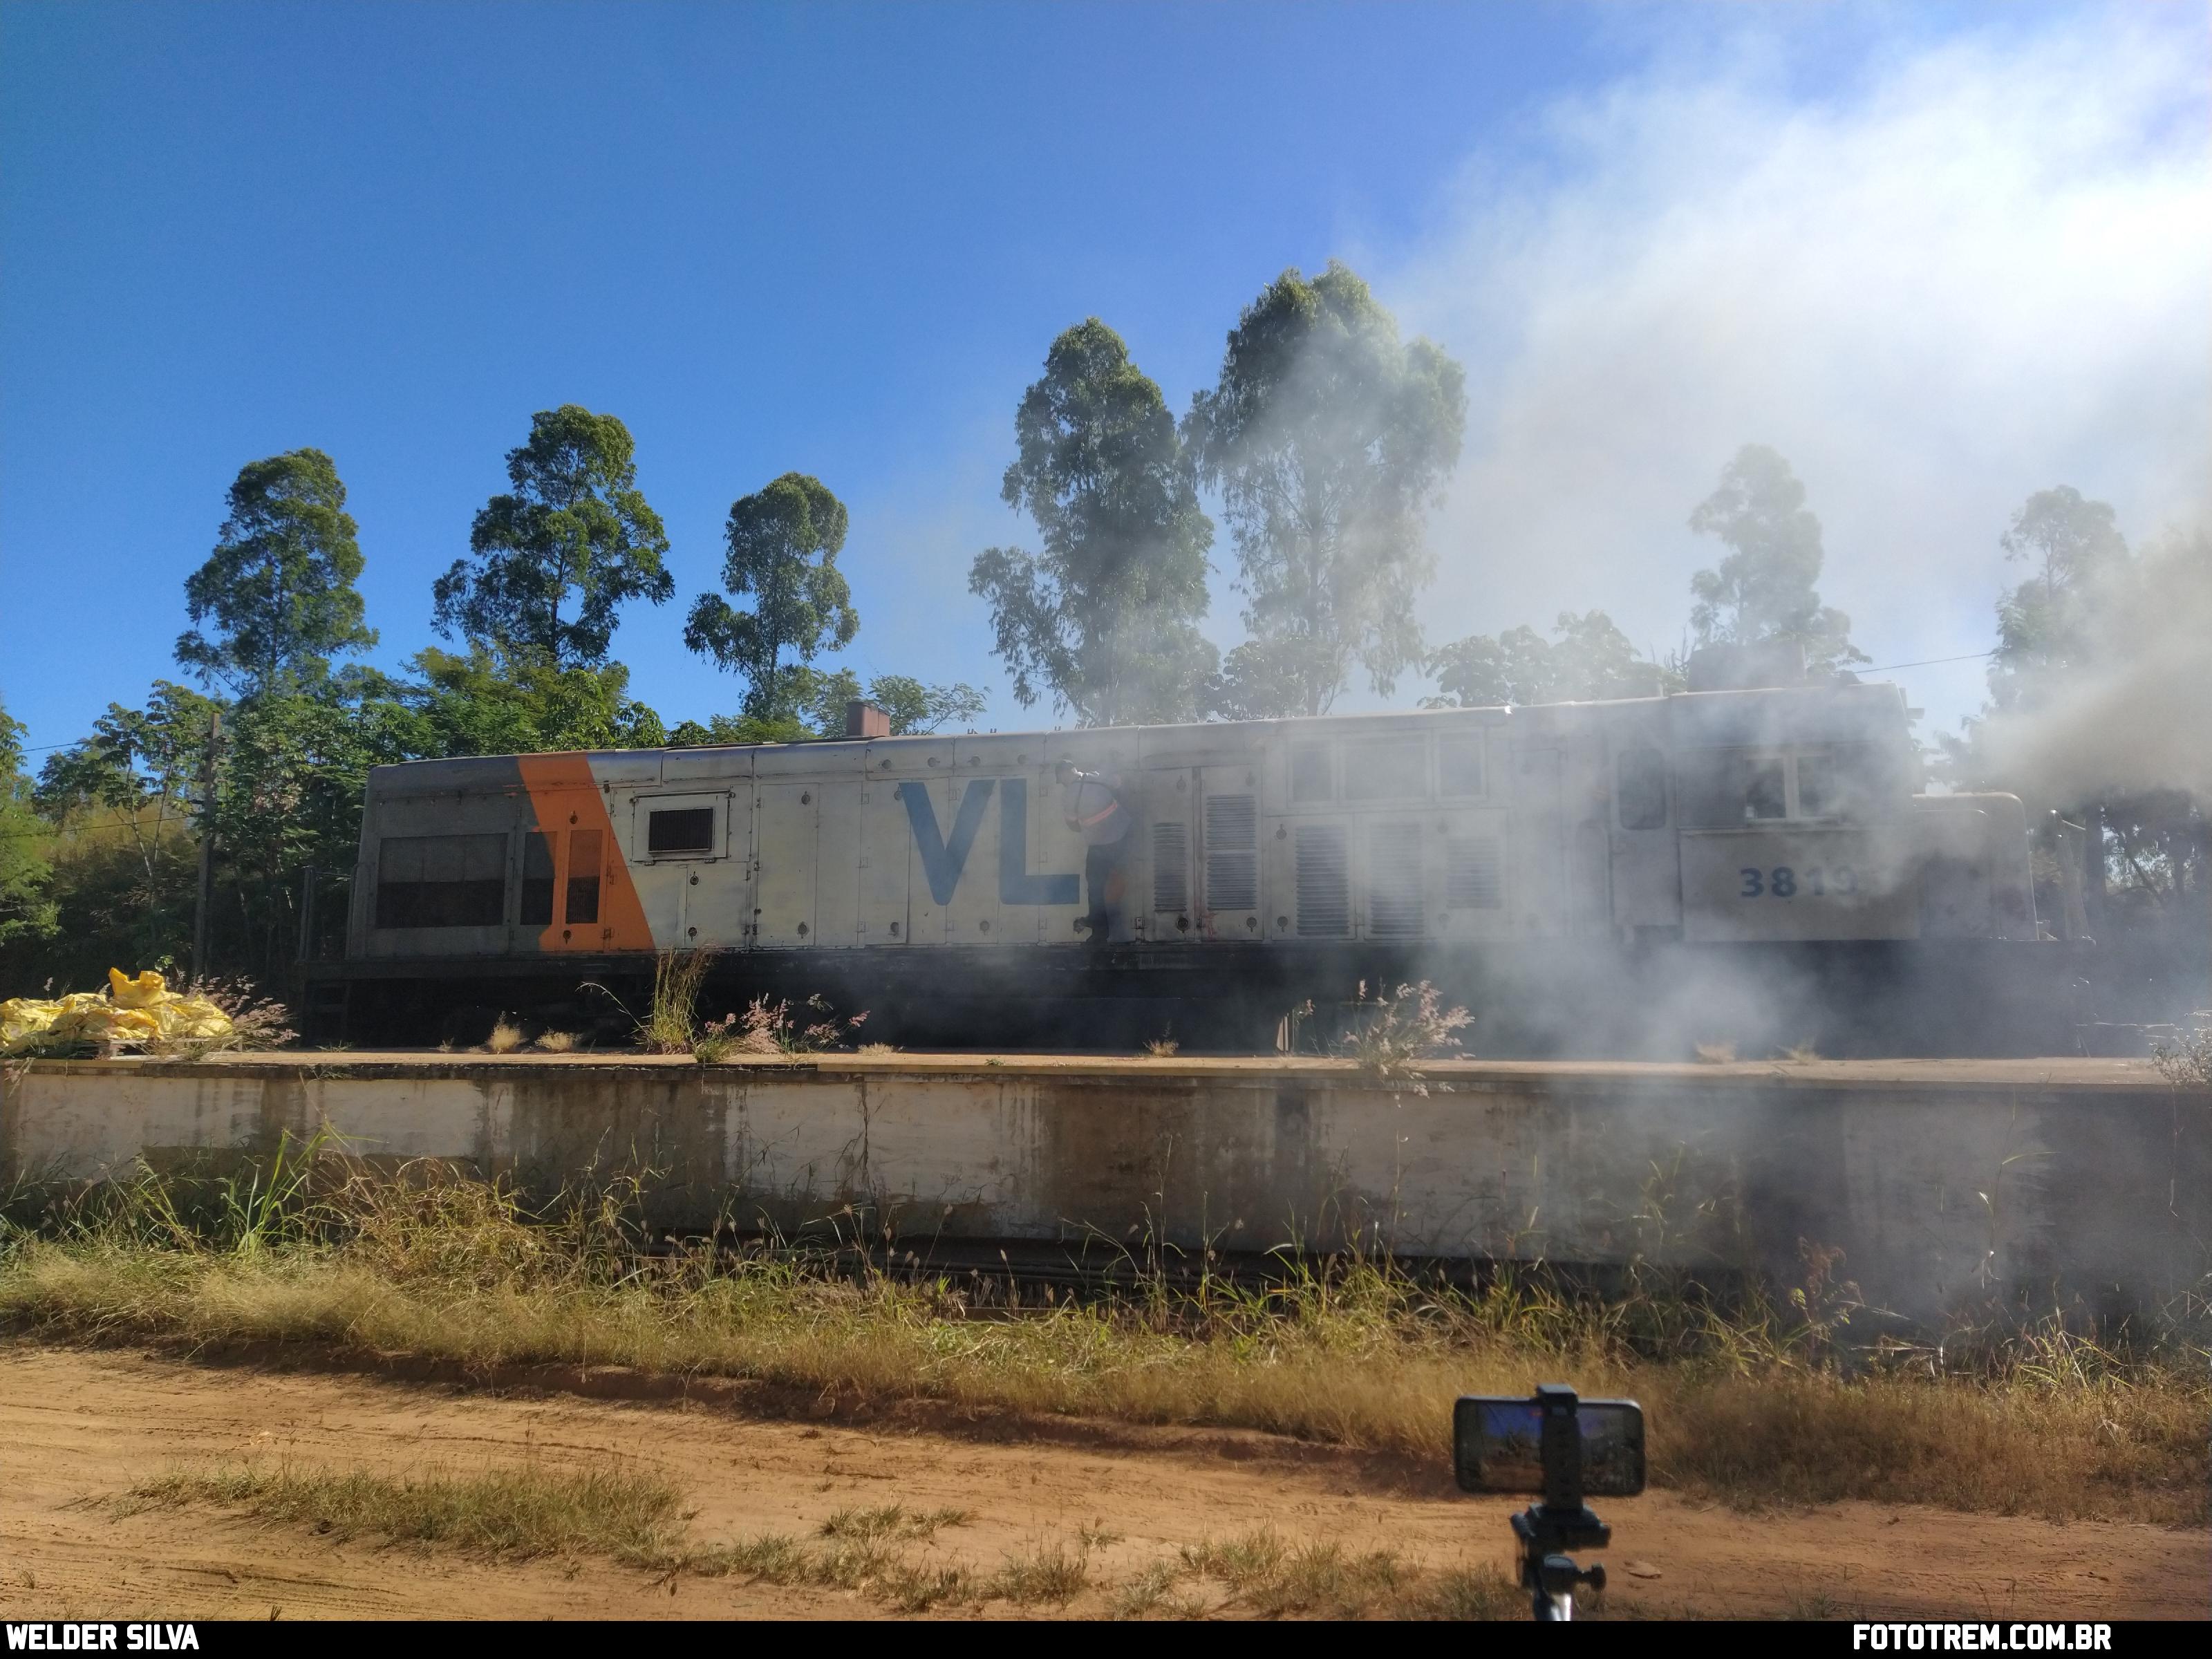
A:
308,937,2084,1059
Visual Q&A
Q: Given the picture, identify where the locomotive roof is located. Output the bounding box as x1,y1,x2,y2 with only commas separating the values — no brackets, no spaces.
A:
362,680,1909,793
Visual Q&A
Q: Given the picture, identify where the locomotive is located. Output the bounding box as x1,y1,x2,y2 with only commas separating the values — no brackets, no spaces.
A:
319,679,2065,1054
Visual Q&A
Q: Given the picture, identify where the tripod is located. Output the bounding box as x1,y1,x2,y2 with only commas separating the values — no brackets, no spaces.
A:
1510,1384,1611,1620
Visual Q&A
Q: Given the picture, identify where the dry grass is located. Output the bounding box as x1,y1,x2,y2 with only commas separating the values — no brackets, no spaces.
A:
483,1020,525,1056
1694,1040,1738,1064
3,1160,2205,1528
532,1030,578,1054
636,950,715,1053
993,1541,1091,1605
118,1459,686,1562
2153,1023,2211,1091
1145,1037,1181,1058
819,1503,971,1544
109,1454,1526,1619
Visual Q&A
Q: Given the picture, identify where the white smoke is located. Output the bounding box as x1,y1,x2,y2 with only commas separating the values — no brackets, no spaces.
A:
1976,523,2212,803
1369,10,2210,734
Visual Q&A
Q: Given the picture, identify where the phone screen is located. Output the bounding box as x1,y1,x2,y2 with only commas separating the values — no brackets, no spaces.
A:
1453,1396,1646,1496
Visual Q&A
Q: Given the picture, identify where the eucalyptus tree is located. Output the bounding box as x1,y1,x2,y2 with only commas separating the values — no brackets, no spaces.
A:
1686,444,1863,675
970,319,1216,727
685,471,860,720
176,449,376,699
1185,262,1465,718
433,406,673,666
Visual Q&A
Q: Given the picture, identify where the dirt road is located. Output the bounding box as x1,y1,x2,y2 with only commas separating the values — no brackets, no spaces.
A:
0,1342,2200,1621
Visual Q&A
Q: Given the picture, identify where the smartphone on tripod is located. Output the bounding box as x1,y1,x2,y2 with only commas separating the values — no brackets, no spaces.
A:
1454,1387,1646,1620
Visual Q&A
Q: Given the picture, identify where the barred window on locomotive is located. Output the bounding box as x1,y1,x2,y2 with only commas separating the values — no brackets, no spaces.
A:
1344,738,1427,801
646,806,715,855
375,834,507,929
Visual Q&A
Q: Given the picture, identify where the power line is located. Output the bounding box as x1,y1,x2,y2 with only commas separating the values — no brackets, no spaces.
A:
1859,648,2000,675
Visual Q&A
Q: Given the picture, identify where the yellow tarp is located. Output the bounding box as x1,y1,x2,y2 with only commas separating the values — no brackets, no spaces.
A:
1,969,234,1056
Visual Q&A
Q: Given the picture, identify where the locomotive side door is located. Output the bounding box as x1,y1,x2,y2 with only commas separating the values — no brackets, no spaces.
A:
1606,719,1682,935
752,778,818,948
1562,733,1614,939
1196,762,1263,942
1508,744,1568,939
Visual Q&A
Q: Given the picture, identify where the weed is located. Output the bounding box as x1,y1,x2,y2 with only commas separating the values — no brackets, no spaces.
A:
1694,1040,1738,1064
2151,1021,2211,1091
993,1542,1089,1605
1144,1035,1179,1058
1777,1042,1821,1064
697,995,866,1062
637,950,716,1053
485,1020,525,1056
1108,1560,1190,1619
819,1503,968,1544
1340,981,1470,1090
1403,1564,1521,1620
1181,1529,1285,1589
119,1460,686,1562
857,1042,899,1056
165,977,298,1058
532,1030,579,1054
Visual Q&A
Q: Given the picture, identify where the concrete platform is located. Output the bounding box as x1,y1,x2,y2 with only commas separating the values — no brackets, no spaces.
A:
4,1052,2203,1327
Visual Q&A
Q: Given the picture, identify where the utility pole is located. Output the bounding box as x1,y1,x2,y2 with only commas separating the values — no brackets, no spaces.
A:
296,864,318,963
190,709,221,983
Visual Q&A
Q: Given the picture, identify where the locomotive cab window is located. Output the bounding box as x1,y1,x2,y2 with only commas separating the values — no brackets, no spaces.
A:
375,834,507,929
646,806,715,856
519,832,556,926
1794,744,1889,821
1615,747,1668,830
1344,738,1426,801
1438,735,1485,798
1679,748,1787,827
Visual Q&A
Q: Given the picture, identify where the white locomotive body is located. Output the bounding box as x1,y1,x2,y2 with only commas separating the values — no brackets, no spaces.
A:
332,682,2050,1052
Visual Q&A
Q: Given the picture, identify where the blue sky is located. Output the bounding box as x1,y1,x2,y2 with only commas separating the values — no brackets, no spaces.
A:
2,1,2204,759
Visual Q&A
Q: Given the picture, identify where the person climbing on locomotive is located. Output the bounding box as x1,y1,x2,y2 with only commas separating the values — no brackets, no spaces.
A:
1057,760,1131,946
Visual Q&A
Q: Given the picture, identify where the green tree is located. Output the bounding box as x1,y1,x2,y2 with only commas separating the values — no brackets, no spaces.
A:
0,697,56,949
666,671,988,747
28,681,222,986
1986,485,2130,713
434,406,673,666
1185,262,1465,717
971,319,1217,727
405,647,667,758
175,449,377,698
684,473,859,719
1944,496,2206,926
1687,444,1864,675
857,673,988,735
1427,612,1674,709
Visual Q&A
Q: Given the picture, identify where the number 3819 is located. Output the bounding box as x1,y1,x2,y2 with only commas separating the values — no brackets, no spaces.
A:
1739,865,1856,898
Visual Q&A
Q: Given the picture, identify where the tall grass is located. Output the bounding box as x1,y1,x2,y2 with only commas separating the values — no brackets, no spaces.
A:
3,1152,2205,1525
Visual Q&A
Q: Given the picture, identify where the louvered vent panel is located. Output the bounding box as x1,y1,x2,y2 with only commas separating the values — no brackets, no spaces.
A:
1204,794,1258,912
1447,835,1503,909
1152,822,1189,914
1367,821,1425,938
1295,824,1350,937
